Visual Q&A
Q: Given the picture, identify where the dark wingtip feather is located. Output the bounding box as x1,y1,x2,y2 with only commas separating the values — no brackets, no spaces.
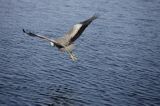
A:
23,29,30,34
80,14,99,25
92,13,100,20
22,29,26,33
23,29,37,37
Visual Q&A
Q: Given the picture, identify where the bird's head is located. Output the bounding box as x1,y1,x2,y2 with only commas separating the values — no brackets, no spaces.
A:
50,42,55,47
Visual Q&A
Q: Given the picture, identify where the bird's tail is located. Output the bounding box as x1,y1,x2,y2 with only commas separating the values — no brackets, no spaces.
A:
60,44,75,52
66,44,75,52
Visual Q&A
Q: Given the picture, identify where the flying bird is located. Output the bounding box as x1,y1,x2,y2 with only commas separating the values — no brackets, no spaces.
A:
23,14,98,61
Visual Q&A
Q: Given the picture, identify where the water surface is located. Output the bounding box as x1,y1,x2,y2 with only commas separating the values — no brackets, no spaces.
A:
0,0,160,106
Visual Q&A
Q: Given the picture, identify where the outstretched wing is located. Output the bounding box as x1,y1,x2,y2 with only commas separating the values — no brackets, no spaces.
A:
63,14,98,44
23,29,63,48
23,29,53,42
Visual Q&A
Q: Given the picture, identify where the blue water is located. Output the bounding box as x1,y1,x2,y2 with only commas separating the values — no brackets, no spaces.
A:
0,0,160,106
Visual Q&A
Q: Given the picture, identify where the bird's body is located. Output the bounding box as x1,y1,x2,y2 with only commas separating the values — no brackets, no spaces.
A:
23,14,98,61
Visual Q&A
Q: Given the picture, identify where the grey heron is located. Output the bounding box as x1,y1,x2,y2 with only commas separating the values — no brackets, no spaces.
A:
23,14,98,61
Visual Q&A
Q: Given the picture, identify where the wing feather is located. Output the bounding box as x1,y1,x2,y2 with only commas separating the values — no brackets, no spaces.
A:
23,29,63,48
23,29,53,42
63,14,98,44
63,24,82,41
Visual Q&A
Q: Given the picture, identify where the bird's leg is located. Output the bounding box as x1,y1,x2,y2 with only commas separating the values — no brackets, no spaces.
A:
62,45,77,61
69,52,77,61
66,49,77,61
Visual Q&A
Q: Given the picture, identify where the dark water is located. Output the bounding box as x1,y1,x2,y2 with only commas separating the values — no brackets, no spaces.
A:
0,0,160,106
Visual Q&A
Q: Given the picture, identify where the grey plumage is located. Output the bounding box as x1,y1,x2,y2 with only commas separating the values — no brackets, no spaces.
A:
23,14,98,61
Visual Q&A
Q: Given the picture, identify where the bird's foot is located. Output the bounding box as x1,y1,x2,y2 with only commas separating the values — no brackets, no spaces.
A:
70,54,77,61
